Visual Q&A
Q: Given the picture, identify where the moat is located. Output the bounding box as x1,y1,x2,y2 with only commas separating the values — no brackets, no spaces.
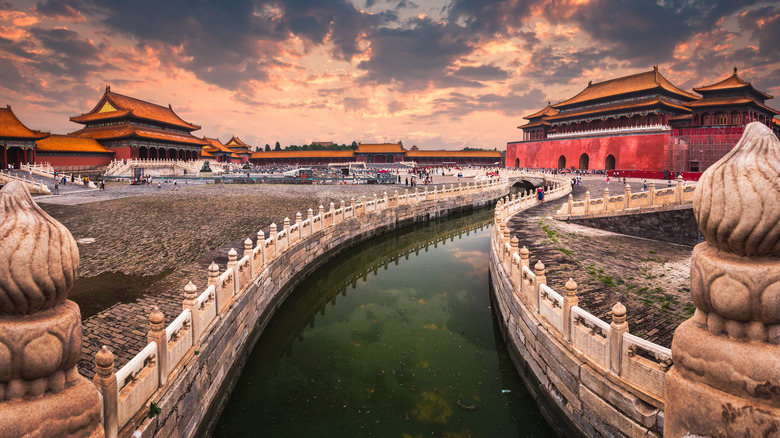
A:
213,208,555,437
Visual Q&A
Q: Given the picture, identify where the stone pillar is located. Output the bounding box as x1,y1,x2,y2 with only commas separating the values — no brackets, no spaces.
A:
609,302,628,375
0,181,102,437
256,230,265,266
350,197,356,212
603,187,609,211
533,260,546,312
227,248,238,294
94,346,117,438
414,187,418,203
562,279,578,342
403,190,408,205
318,205,325,222
208,261,221,312
648,181,655,205
283,217,291,245
183,281,200,343
270,222,278,244
307,209,314,233
675,174,683,204
295,211,302,227
624,184,631,209
329,202,335,222
373,193,378,207
665,123,780,437
567,194,573,215
584,190,591,213
148,306,169,386
244,238,253,275
340,199,345,213
509,236,520,282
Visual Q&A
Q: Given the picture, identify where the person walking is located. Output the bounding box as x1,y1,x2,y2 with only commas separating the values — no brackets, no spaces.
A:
54,179,59,195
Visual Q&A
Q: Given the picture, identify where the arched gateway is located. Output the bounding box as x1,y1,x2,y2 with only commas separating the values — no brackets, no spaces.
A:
605,154,616,170
558,155,566,169
579,153,589,170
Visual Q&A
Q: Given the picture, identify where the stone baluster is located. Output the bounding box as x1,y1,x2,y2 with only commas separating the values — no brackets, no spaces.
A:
383,191,388,207
609,302,628,375
603,187,609,211
533,260,546,312
350,197,356,213
226,246,239,289
403,190,408,204
329,202,335,224
675,174,683,204
562,279,578,342
0,181,103,436
360,196,366,212
648,181,655,205
624,184,631,209
340,200,345,216
666,122,780,437
393,190,398,206
318,205,325,222
244,238,253,275
373,193,378,208
269,222,278,247
307,208,314,233
509,236,520,283
584,190,591,213
256,230,265,267
424,187,428,201
94,346,118,438
183,281,201,344
567,194,574,215
148,306,169,385
414,187,418,203
283,217,291,246
295,211,302,228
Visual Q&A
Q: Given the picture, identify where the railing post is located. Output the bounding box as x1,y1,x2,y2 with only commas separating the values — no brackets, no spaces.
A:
183,281,200,343
208,262,220,311
244,238,253,275
295,211,302,228
414,188,418,203
563,279,578,342
609,302,628,375
603,187,609,211
350,197,356,212
329,202,335,223
384,191,388,207
148,306,168,385
533,260,546,312
509,236,520,281
93,346,118,438
227,248,239,295
624,184,631,209
373,193,378,207
567,194,573,215
675,175,683,204
318,205,325,221
257,230,265,266
648,181,655,205
340,199,345,214
584,191,591,213
283,217,290,245
403,190,408,204
307,208,314,232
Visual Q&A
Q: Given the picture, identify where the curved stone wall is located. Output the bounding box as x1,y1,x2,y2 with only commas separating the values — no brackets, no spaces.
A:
489,185,674,437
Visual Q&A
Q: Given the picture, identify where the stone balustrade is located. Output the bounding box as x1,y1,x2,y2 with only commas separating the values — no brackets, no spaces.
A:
90,172,553,437
491,185,670,436
104,158,234,177
547,124,671,139
21,163,97,188
556,175,696,219
0,169,52,193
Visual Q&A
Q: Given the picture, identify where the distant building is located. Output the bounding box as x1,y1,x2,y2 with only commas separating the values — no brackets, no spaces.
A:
69,86,208,161
202,137,239,163
250,141,501,166
224,136,253,163
0,106,48,169
507,67,779,176
35,134,113,170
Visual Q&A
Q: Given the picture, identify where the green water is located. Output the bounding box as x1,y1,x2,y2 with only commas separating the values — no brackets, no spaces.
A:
213,208,555,437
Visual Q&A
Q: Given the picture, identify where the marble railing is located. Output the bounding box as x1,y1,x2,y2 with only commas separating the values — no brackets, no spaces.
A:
91,174,551,437
0,169,52,194
491,189,671,435
556,175,696,218
104,159,234,177
20,163,97,189
547,124,671,139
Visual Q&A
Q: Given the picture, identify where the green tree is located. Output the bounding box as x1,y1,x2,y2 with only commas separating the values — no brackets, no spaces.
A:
274,141,281,151
264,144,271,152
351,141,358,150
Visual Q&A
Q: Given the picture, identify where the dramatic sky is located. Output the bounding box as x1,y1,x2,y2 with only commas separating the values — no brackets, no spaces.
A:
1,0,778,150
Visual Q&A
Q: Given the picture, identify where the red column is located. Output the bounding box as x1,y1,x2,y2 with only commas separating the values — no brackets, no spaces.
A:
3,145,6,168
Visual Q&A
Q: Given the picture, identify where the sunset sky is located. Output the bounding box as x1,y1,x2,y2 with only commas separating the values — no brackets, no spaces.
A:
1,0,778,150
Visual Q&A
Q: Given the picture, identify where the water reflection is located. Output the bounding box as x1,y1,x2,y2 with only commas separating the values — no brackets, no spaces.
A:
213,208,555,437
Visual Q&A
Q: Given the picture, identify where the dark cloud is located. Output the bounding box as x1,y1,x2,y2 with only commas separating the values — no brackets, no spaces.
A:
738,6,780,60
522,46,609,85
88,0,395,89
343,96,369,112
356,17,477,90
452,65,509,81
568,0,762,65
411,86,546,121
445,0,534,36
34,0,85,21
0,57,38,93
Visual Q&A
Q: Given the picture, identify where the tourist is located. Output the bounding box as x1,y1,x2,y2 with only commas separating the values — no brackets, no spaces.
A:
606,176,610,185
643,180,647,190
405,177,408,186
537,187,544,203
54,179,59,195
172,179,177,191
100,180,105,190
157,182,161,189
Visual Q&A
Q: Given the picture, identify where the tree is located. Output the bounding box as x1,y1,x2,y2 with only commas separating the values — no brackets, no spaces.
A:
274,141,281,151
264,144,271,152
351,141,358,151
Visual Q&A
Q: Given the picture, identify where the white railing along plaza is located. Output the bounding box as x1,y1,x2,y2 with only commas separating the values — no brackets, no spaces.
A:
556,175,696,218
492,186,672,403
0,169,52,194
91,172,556,437
547,124,671,139
21,163,98,189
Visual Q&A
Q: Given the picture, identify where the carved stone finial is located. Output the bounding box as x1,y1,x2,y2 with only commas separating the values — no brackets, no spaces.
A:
612,302,626,323
95,346,114,377
0,181,79,315
534,260,545,272
693,122,780,256
150,306,164,326
184,281,197,299
520,246,529,257
565,278,577,295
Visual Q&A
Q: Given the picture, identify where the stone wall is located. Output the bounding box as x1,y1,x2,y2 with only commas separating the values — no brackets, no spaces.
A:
489,189,672,437
566,206,700,246
90,176,562,438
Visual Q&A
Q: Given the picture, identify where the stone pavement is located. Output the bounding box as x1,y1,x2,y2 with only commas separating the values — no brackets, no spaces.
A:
506,175,694,348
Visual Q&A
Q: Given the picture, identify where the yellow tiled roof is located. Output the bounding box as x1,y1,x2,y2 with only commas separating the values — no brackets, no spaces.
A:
356,143,405,153
36,134,112,153
251,150,355,158
0,106,48,139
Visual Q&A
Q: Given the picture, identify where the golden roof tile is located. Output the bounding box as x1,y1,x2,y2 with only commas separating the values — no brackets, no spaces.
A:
0,106,49,139
35,134,112,153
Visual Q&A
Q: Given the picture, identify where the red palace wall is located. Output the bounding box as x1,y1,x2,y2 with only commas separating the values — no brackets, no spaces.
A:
37,154,113,169
506,133,669,171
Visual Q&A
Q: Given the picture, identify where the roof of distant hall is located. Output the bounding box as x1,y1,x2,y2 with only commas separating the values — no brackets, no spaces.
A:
524,103,559,120
70,124,209,146
70,86,201,131
0,106,48,139
355,143,405,153
552,67,699,109
693,68,773,100
36,134,113,154
251,150,356,159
